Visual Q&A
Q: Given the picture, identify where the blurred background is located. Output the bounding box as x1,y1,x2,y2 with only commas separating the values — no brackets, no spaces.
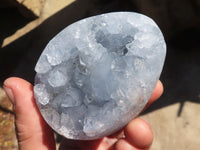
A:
0,0,200,149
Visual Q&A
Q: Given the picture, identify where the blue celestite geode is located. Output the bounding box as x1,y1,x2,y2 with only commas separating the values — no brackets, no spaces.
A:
34,12,166,140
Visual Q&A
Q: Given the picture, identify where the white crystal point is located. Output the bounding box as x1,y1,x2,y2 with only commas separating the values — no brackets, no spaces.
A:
34,12,166,140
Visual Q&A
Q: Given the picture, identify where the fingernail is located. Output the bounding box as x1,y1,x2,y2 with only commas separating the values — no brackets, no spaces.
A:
3,86,15,104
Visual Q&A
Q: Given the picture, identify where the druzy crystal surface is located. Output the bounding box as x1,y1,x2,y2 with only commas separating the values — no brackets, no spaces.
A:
34,12,166,140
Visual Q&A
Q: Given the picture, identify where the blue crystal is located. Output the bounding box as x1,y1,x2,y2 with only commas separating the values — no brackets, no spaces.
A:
34,12,166,140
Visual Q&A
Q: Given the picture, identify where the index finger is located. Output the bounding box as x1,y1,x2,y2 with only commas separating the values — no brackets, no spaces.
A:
143,80,163,110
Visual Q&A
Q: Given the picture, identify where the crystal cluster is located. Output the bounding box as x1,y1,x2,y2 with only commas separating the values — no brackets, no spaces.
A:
34,12,166,140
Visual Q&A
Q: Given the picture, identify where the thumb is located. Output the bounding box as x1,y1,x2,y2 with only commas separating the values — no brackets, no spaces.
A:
3,77,56,150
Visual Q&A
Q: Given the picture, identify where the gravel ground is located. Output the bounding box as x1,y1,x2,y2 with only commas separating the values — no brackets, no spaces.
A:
0,88,17,150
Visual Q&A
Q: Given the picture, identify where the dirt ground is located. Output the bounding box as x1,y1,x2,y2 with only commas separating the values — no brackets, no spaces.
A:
0,88,17,150
0,0,200,149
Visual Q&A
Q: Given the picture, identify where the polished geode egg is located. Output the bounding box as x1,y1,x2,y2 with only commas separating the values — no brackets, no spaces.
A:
34,12,166,140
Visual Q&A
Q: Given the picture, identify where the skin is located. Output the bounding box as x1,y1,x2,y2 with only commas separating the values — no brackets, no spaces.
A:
3,77,163,150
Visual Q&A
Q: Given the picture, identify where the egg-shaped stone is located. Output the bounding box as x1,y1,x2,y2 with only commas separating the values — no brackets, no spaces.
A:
34,12,166,140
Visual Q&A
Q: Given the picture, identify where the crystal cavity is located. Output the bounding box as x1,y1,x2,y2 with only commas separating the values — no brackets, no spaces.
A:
34,12,166,140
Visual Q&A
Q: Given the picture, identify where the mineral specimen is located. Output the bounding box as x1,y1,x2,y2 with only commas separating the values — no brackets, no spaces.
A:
34,12,166,140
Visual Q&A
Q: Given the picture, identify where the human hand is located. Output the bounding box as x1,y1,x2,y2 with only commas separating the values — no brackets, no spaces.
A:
3,77,163,150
